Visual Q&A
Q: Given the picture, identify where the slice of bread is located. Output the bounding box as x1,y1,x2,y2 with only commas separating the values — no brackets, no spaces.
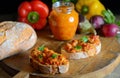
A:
61,35,101,59
29,46,69,74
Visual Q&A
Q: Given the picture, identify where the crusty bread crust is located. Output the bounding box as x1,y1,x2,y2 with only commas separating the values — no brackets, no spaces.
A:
0,21,37,60
30,56,69,74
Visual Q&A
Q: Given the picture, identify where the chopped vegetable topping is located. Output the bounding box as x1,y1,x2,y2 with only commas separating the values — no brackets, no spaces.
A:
52,54,58,59
38,45,45,51
64,35,100,53
74,45,82,50
39,54,43,59
80,36,88,42
30,46,68,66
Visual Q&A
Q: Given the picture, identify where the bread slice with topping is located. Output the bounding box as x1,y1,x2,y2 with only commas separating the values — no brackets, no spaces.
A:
61,35,101,59
29,45,69,74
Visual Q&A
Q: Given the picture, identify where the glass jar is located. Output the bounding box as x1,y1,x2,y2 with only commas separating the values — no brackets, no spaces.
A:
48,1,79,40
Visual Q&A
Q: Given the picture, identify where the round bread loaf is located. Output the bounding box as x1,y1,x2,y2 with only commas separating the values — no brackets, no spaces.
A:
0,21,37,60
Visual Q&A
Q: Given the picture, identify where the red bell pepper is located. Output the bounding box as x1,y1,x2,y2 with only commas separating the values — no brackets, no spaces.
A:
18,0,49,30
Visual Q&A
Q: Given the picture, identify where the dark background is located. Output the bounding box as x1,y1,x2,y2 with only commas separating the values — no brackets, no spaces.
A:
0,0,52,14
100,0,120,15
0,0,119,21
0,0,23,14
0,0,52,21
0,0,119,14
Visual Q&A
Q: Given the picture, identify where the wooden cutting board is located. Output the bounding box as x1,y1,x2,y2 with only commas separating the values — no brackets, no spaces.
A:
2,28,120,78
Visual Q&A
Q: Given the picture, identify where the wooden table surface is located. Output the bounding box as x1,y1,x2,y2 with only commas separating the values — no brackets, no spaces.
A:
0,26,120,78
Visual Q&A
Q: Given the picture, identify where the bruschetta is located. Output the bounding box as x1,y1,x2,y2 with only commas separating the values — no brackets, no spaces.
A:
61,35,101,59
29,45,69,74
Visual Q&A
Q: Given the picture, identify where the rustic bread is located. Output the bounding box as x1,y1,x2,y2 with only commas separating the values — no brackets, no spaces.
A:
61,35,101,59
29,45,69,74
0,21,37,60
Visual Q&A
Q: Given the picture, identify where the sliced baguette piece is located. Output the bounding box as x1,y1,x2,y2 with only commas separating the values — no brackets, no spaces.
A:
61,35,101,60
29,46,69,74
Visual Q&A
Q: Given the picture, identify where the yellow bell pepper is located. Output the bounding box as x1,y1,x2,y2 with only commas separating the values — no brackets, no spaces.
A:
76,0,105,20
